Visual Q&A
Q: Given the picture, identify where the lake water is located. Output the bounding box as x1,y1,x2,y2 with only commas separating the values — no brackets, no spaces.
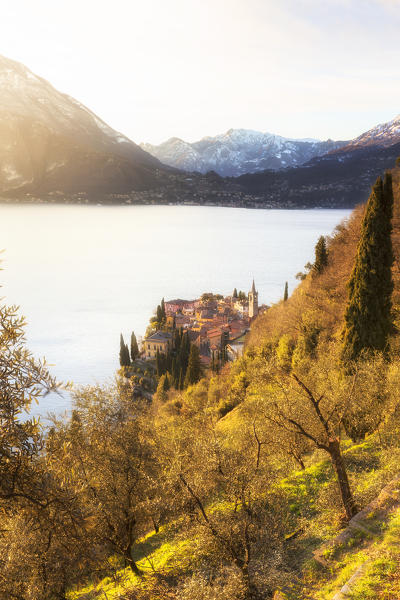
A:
0,205,351,417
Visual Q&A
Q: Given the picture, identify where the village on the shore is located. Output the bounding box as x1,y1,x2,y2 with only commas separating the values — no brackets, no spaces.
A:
118,281,267,399
143,280,264,368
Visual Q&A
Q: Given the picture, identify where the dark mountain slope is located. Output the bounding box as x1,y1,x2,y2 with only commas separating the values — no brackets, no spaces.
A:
235,142,400,207
0,55,168,197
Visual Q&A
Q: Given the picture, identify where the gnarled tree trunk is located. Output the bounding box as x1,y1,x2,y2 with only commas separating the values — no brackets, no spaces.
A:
328,438,358,520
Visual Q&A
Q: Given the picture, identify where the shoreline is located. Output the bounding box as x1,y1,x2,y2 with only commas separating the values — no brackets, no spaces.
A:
0,198,356,210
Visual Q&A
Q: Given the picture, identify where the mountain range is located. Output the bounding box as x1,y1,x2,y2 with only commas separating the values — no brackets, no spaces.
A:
141,130,348,176
0,53,400,206
141,115,400,178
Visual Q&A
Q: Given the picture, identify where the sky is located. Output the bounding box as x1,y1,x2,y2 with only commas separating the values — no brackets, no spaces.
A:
1,0,400,144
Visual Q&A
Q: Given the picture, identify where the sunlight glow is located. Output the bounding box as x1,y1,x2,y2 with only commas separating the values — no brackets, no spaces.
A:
1,0,399,144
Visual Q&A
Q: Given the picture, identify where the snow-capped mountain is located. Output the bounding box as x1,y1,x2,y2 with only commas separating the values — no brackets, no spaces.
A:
334,114,400,153
0,55,163,196
141,129,348,177
141,137,209,173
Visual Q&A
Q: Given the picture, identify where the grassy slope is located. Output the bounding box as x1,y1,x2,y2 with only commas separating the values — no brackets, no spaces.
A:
69,439,400,600
69,526,193,599
276,442,400,599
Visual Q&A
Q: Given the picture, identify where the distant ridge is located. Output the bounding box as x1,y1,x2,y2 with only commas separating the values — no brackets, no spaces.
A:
141,129,348,177
142,114,400,178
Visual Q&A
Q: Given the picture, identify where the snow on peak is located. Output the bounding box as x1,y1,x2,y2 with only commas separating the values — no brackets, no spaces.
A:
347,114,400,149
141,128,346,176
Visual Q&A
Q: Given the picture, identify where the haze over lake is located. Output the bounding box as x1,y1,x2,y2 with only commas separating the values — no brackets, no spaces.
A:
1,205,351,416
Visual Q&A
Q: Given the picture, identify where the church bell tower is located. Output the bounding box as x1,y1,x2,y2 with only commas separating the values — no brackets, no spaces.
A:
248,279,258,319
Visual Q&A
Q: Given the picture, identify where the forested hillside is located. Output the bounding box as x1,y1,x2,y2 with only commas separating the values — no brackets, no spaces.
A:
248,164,400,351
2,163,400,600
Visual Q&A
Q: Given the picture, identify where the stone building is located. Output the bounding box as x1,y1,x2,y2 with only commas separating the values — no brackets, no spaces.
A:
144,331,173,359
248,279,258,319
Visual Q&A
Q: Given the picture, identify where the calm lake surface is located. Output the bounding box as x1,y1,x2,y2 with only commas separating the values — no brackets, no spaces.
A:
0,205,351,417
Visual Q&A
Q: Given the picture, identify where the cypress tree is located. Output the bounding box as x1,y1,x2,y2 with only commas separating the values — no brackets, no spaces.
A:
233,288,238,299
170,358,175,386
119,334,131,367
164,372,170,391
178,368,184,390
283,281,288,301
184,344,202,388
125,343,130,364
161,298,166,323
156,305,163,325
130,331,139,361
156,349,162,377
156,373,170,402
119,333,124,366
174,328,181,351
313,236,328,276
165,351,172,373
342,173,394,361
181,331,190,372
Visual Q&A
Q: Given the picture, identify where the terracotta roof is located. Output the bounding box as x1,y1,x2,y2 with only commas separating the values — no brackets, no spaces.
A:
175,315,190,323
145,331,172,342
207,328,223,337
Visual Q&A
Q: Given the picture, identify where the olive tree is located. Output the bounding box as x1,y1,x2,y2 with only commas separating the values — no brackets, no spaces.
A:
0,302,59,506
54,385,160,575
156,382,290,599
249,349,389,521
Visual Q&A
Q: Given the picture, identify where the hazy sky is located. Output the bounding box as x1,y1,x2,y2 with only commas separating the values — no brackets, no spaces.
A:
1,0,399,144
